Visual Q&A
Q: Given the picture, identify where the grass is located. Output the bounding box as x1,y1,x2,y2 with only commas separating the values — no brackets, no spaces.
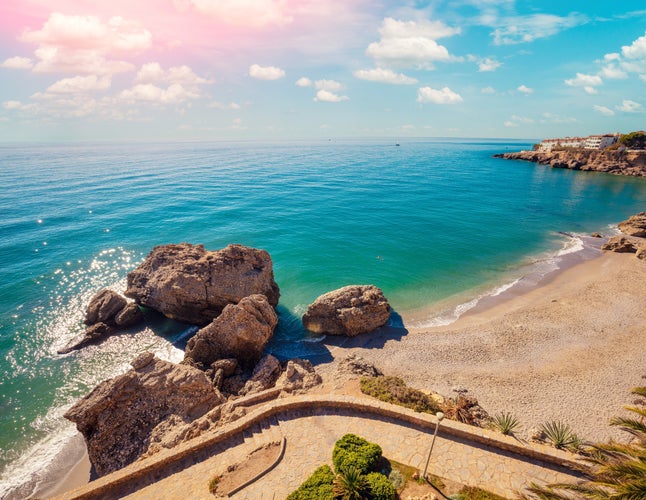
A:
489,413,521,436
458,486,508,500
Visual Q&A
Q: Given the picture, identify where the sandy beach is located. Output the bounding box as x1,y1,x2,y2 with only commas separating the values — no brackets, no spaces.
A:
321,250,646,443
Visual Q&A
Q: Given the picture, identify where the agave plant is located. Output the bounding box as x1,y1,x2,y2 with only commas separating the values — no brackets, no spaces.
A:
333,466,370,500
540,421,580,451
525,386,646,499
490,412,521,435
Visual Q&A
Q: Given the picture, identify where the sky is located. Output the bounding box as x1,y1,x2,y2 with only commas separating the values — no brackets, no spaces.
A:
0,0,645,142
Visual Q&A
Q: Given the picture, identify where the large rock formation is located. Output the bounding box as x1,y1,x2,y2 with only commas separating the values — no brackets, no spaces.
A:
601,236,637,253
302,285,391,336
184,294,278,368
125,243,280,325
618,212,646,237
64,352,224,476
493,149,646,177
84,289,127,326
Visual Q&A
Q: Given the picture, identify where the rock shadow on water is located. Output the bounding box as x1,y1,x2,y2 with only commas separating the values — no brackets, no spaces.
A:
138,306,198,350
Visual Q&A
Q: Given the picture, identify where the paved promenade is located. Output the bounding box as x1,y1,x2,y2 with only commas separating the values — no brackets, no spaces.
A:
57,395,584,500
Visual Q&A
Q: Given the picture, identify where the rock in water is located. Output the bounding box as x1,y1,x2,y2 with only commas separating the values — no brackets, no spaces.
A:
125,243,280,325
114,301,144,327
618,212,646,237
64,353,224,476
84,289,127,326
184,294,278,367
302,285,391,336
57,322,116,354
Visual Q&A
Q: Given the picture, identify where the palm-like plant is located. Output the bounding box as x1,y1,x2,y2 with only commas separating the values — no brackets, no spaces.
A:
540,421,580,451
525,386,646,499
490,412,521,435
332,466,370,500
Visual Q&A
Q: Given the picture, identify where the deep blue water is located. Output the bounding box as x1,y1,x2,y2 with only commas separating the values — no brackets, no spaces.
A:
1,138,645,495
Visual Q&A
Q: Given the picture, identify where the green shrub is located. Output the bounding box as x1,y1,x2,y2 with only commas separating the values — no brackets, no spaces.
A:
286,464,335,500
458,485,508,500
332,434,382,475
208,475,220,495
540,421,580,450
387,468,404,490
365,471,396,500
360,376,441,414
489,412,521,435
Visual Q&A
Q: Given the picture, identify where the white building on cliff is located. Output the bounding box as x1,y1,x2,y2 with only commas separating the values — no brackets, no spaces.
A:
537,133,620,152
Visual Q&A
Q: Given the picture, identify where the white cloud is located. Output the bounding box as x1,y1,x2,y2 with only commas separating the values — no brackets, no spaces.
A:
481,86,496,94
178,0,293,27
417,86,463,104
314,89,349,102
604,52,620,61
295,77,312,87
621,32,646,59
593,105,615,116
44,75,111,93
3,100,24,110
510,114,534,124
584,86,598,95
467,55,502,72
209,101,241,110
564,72,603,87
517,85,533,94
640,75,646,82
504,121,518,127
136,63,211,85
353,68,418,85
119,83,200,104
599,64,627,79
1,56,34,69
18,13,151,75
541,113,576,124
365,17,459,69
492,13,586,45
249,64,285,80
616,99,643,113
314,80,343,91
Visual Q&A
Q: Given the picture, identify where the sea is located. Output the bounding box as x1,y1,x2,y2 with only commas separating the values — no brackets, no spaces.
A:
1,138,645,497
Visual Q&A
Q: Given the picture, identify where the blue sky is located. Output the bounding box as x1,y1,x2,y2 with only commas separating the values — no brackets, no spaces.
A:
0,0,644,141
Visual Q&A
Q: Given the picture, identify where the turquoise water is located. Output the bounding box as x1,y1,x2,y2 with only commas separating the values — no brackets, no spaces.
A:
1,138,645,495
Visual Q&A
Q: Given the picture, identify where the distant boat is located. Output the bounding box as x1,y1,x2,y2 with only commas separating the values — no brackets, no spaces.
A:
395,143,400,147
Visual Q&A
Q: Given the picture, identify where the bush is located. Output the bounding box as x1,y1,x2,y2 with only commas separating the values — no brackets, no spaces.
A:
540,421,580,451
387,468,404,490
360,376,441,414
332,434,383,475
286,464,335,500
489,412,521,435
365,471,396,500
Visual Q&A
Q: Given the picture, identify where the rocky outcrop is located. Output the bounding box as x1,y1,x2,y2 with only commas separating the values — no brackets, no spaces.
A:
275,358,322,392
601,236,637,253
618,212,646,237
64,352,224,476
84,289,127,326
636,245,646,261
125,243,280,325
302,285,391,336
494,149,646,177
239,354,282,396
57,322,116,354
338,354,383,377
58,289,144,354
184,294,278,368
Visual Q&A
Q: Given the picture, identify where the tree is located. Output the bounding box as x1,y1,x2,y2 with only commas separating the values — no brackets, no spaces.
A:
525,386,646,499
619,131,646,149
332,466,370,500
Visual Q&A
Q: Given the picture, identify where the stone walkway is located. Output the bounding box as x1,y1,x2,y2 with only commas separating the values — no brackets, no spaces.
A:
57,395,584,500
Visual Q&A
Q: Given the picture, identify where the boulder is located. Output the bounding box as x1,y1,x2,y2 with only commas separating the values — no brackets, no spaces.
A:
184,294,278,368
57,322,116,354
64,353,224,476
618,212,646,237
125,243,280,325
114,302,144,327
338,354,383,377
275,358,322,392
84,289,127,326
302,285,391,336
601,236,637,253
240,354,282,395
636,245,646,261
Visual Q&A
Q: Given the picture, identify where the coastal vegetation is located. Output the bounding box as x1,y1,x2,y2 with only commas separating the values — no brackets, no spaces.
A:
539,421,581,451
489,413,522,436
619,131,646,149
359,376,441,414
525,386,646,499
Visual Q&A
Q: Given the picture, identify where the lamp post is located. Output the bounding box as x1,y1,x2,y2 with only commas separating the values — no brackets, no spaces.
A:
422,411,444,480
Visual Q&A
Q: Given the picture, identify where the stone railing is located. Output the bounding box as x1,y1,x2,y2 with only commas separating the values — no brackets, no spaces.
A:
56,393,585,499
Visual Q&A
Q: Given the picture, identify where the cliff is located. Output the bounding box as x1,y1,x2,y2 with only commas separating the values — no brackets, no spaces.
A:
493,149,646,177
